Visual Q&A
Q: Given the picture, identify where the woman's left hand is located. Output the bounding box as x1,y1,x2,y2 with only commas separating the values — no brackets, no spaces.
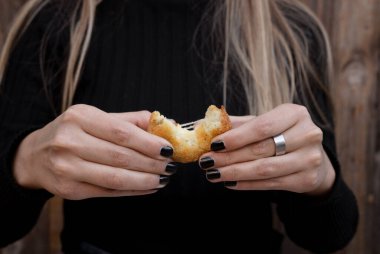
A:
199,103,335,196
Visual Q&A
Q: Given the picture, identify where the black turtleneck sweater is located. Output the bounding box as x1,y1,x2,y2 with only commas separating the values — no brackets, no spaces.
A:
0,1,358,253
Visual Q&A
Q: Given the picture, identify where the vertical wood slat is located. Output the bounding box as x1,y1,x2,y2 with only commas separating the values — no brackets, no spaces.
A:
375,152,380,254
331,1,379,253
49,197,63,253
303,1,380,254
299,1,380,253
0,0,26,49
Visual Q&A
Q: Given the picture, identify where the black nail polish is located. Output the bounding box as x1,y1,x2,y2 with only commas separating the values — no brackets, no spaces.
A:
160,146,173,157
224,181,237,187
199,157,215,169
211,141,225,151
206,169,221,180
159,175,170,186
165,163,178,174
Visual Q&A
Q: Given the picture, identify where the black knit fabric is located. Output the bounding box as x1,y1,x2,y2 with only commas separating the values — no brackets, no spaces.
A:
0,0,358,253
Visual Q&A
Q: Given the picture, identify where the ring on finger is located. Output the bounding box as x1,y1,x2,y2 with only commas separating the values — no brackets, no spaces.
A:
273,134,286,156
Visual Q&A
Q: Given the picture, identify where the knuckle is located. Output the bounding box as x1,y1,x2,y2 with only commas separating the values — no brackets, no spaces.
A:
223,152,233,166
307,128,323,143
256,161,273,178
111,126,131,145
62,104,93,124
56,182,75,199
51,158,70,177
143,175,158,189
308,150,323,168
232,167,238,180
256,119,273,137
224,166,239,181
109,149,130,167
295,105,309,118
303,170,320,191
50,132,70,150
106,172,125,190
139,110,151,118
69,104,89,113
148,159,162,173
249,141,266,157
62,106,81,123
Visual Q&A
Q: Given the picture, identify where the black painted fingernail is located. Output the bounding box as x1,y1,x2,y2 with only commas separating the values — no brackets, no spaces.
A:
159,175,170,186
224,181,237,187
211,140,225,151
160,146,173,157
165,163,178,174
206,169,221,180
199,157,214,169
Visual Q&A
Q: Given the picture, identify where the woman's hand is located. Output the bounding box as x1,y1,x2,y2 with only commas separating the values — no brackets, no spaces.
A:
13,104,176,200
199,103,336,196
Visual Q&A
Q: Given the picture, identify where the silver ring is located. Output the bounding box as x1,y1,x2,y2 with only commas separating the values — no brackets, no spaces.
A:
273,134,286,156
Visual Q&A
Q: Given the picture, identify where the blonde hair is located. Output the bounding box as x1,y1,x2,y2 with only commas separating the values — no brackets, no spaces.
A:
0,0,332,118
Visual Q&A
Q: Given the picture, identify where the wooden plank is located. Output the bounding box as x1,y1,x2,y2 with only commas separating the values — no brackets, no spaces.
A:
0,0,26,50
298,1,380,253
328,1,380,254
374,152,380,254
49,197,63,254
273,1,380,253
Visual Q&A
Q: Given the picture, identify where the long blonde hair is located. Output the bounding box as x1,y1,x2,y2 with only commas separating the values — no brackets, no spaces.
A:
0,0,332,118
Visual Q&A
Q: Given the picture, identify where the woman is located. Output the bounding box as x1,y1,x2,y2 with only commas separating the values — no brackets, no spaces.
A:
0,0,358,253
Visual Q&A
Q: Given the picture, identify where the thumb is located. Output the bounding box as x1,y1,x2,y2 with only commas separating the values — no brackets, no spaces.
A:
110,110,151,130
229,115,256,128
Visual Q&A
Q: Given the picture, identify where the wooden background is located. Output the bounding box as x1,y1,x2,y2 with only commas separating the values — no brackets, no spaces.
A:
1,0,379,253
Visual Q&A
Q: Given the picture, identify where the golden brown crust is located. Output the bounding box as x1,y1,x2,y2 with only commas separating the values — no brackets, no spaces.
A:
148,105,232,163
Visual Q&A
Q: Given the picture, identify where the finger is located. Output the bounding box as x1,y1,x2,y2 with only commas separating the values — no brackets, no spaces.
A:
110,110,151,130
205,148,317,182
199,138,274,169
65,105,172,159
67,131,175,175
200,122,322,169
229,115,256,128
58,181,158,200
225,168,319,193
54,155,167,191
212,104,308,151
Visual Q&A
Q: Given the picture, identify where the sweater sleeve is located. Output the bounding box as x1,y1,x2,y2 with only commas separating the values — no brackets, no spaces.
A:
0,3,68,247
274,7,359,253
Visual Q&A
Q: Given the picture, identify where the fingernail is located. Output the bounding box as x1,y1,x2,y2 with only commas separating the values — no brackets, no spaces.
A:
211,140,225,151
165,162,178,174
206,169,221,180
160,146,173,157
199,157,214,169
159,175,170,186
224,181,237,187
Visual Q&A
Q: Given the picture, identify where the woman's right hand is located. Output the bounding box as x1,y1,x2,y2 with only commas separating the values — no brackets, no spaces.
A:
13,104,175,200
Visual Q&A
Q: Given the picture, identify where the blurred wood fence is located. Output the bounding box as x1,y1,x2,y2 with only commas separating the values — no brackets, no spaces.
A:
1,0,379,253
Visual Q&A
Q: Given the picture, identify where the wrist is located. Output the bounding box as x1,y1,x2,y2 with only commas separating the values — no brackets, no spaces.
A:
13,130,41,190
306,151,336,197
